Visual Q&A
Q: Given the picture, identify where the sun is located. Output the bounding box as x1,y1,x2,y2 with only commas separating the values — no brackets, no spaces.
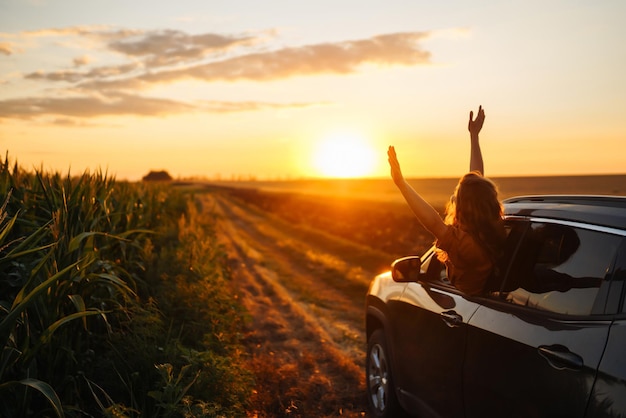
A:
312,132,377,178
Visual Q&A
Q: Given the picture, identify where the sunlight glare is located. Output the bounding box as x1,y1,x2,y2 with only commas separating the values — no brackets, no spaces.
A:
312,132,376,178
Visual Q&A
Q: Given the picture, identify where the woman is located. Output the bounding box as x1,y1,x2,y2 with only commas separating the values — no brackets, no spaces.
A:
388,106,506,295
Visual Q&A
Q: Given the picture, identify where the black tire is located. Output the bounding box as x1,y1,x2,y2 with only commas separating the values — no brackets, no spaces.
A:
366,328,405,417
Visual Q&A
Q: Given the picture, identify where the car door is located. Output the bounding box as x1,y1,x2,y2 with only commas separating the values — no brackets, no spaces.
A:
586,237,626,418
390,249,481,418
463,220,622,418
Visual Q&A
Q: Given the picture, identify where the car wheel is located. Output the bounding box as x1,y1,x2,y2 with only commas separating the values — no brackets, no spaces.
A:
367,328,404,417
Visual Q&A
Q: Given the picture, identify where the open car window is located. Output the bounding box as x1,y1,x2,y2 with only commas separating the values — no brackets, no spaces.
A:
420,221,525,295
420,246,452,287
420,221,524,294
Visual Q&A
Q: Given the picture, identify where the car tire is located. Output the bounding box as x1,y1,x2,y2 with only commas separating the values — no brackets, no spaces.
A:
366,328,406,417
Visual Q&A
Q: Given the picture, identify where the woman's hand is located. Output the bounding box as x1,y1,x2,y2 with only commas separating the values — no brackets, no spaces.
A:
468,105,485,137
388,146,405,186
468,105,485,174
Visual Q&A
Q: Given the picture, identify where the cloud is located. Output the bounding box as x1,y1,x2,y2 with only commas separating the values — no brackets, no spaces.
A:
0,93,194,119
21,25,127,39
3,26,436,120
0,92,325,120
0,42,13,55
155,31,431,82
73,55,91,67
26,62,141,83
25,29,431,89
198,100,329,113
108,29,260,67
50,117,100,127
17,27,273,88
76,31,431,91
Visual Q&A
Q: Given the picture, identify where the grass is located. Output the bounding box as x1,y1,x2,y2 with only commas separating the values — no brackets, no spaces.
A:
0,155,252,417
221,186,435,259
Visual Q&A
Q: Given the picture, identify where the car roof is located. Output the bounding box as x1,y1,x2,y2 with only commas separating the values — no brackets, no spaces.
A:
503,195,626,230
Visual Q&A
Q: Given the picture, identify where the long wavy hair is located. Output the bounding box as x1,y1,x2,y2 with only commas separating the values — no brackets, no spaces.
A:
440,171,506,262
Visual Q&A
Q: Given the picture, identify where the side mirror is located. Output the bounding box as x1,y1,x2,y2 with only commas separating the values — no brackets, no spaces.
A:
391,256,422,283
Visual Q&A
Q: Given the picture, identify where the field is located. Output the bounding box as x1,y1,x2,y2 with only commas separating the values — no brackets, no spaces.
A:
206,174,626,416
0,163,253,417
209,174,626,208
2,170,623,417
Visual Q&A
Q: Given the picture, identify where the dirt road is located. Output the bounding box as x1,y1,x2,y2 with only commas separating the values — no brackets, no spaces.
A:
204,191,395,417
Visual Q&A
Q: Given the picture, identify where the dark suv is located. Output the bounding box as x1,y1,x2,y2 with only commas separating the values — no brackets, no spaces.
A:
365,195,626,418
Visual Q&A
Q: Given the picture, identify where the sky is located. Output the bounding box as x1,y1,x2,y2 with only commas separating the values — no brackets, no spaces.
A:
1,0,625,181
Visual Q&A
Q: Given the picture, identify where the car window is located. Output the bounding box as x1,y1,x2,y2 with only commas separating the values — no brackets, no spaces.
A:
420,248,451,286
610,238,626,314
501,222,621,316
422,222,523,294
482,221,527,294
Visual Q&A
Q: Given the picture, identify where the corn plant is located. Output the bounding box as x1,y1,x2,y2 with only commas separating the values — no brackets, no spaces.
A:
0,157,153,416
0,154,253,417
0,193,67,417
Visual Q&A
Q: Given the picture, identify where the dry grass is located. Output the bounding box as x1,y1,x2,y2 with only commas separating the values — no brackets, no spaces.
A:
210,193,370,417
202,175,626,417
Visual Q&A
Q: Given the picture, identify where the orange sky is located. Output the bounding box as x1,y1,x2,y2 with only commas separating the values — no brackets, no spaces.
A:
1,1,625,180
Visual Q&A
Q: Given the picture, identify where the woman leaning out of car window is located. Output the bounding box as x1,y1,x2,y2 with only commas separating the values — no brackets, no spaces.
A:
387,106,507,295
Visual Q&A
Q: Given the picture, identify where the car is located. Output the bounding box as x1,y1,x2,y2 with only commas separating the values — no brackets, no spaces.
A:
365,195,626,418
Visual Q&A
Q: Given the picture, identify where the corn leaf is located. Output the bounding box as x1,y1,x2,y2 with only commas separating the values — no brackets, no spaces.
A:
38,309,102,346
0,261,79,337
0,378,64,418
21,378,65,417
0,212,18,245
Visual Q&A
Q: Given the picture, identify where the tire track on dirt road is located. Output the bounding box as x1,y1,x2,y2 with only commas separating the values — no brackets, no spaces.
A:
205,192,394,416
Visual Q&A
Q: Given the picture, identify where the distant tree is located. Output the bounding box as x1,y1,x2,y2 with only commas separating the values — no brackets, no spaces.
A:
142,170,173,182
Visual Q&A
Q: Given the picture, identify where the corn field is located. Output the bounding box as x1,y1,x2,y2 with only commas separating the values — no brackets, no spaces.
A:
0,155,251,417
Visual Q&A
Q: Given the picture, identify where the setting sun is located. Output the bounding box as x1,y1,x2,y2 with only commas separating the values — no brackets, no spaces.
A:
312,133,377,178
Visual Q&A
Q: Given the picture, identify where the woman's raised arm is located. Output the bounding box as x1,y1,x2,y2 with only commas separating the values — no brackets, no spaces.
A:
468,105,485,175
388,146,447,240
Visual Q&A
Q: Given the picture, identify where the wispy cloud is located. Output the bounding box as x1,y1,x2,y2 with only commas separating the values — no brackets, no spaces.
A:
25,29,431,88
73,55,91,67
136,31,431,84
0,93,193,119
198,100,328,114
0,92,325,121
108,29,261,67
20,25,126,39
0,26,436,120
50,117,101,127
0,42,13,55
26,62,141,83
